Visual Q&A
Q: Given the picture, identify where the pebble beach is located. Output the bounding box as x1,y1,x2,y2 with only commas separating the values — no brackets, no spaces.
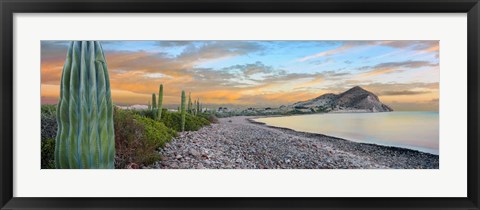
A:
149,116,439,169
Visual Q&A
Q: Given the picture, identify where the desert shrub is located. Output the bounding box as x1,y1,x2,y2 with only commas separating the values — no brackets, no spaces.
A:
132,108,158,120
41,105,57,140
41,104,56,116
41,105,57,169
198,113,218,123
161,111,210,132
206,115,219,123
114,109,176,168
41,138,56,169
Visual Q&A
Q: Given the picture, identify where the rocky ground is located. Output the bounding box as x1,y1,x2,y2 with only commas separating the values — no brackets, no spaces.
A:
147,116,439,169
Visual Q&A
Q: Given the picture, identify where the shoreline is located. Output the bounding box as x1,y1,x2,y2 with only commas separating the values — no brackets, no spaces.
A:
151,116,439,169
247,117,438,156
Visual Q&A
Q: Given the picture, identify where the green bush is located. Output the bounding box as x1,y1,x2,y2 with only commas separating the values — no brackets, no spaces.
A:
114,109,176,168
41,138,56,169
41,104,56,116
132,108,158,120
206,115,219,123
41,105,57,169
197,113,219,123
41,105,57,141
161,111,210,132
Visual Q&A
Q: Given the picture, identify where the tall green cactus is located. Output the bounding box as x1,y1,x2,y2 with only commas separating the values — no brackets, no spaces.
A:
181,90,186,132
55,41,115,169
192,99,196,116
196,99,200,115
152,93,157,110
157,84,163,120
187,92,192,114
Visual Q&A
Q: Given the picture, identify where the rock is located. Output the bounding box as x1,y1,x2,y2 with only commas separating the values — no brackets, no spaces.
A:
196,163,205,169
175,155,183,160
189,149,201,158
127,163,139,169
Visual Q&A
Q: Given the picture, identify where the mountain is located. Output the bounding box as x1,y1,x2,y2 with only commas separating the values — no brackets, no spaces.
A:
292,86,393,112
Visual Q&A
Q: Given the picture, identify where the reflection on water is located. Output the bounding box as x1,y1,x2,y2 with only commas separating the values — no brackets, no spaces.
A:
254,112,439,155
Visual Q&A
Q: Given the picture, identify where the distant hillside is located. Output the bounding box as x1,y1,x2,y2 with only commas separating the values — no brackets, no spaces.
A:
292,86,393,113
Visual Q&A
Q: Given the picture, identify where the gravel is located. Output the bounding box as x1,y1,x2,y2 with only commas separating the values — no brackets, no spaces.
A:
146,116,439,169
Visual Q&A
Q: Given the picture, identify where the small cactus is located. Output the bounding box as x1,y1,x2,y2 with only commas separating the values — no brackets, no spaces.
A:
181,90,186,132
148,100,151,110
187,92,192,114
157,84,163,120
193,99,197,116
196,98,200,115
152,93,157,110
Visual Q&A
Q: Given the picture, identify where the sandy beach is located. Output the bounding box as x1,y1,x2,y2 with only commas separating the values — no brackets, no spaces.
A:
150,116,439,169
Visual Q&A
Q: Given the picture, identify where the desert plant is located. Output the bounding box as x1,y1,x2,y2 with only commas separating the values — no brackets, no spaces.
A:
148,100,151,110
157,84,163,120
187,92,192,114
196,99,200,115
132,108,157,120
192,99,196,116
205,114,219,123
41,105,58,141
161,111,210,132
181,90,186,131
55,41,115,169
114,108,175,168
152,93,157,110
41,138,56,169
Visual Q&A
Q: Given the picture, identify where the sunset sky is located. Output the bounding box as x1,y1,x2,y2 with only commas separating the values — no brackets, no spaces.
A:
41,40,439,111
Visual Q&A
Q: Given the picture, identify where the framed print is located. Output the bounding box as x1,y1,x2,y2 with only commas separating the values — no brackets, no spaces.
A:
1,0,479,209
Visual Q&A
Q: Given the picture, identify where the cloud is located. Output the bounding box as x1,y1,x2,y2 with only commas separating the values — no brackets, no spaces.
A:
297,44,351,62
177,41,263,64
366,60,437,69
223,61,274,77
379,90,431,96
357,60,437,78
297,40,439,62
156,41,193,47
294,75,325,89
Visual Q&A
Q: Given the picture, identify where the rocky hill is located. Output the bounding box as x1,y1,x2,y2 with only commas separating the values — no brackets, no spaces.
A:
292,86,393,113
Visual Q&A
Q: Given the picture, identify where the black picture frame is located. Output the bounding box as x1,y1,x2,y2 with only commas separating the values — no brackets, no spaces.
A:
1,0,479,209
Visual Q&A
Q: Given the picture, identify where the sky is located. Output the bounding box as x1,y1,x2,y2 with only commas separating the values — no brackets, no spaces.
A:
41,40,439,111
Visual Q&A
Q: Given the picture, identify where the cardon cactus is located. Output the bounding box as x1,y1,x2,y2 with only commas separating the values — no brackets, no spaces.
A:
196,99,200,115
152,93,157,110
55,41,115,169
187,92,192,114
181,90,186,132
157,84,163,120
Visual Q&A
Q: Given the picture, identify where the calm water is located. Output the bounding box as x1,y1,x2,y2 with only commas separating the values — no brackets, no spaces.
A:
254,112,439,155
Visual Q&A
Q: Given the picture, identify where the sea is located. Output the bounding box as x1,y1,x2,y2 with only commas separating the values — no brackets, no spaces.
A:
254,111,439,155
